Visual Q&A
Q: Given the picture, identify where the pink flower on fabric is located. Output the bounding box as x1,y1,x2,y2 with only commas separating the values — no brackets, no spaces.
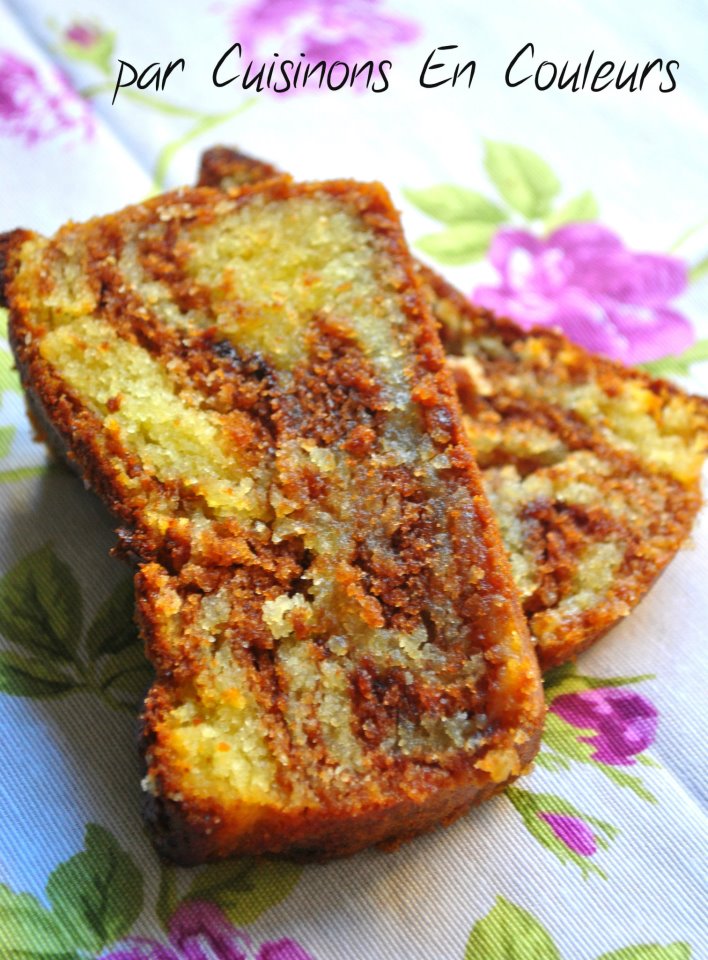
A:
550,687,658,766
224,0,419,90
101,901,315,960
257,940,316,960
168,902,253,960
64,21,104,48
473,223,692,364
538,812,597,857
0,50,93,146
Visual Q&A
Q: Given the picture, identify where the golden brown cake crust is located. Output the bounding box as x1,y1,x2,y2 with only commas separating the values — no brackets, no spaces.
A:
198,146,708,670
198,145,284,189
3,179,543,863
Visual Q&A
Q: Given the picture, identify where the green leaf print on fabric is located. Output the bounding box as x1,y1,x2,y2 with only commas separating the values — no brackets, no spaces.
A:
416,223,499,265
483,141,561,219
464,898,692,960
406,141,594,267
543,663,654,701
642,338,708,378
156,857,303,931
96,643,152,704
0,545,151,711
0,543,82,661
0,650,77,698
464,896,561,960
544,190,599,231
0,824,142,958
689,254,708,283
87,579,152,707
0,424,15,459
0,885,78,959
86,577,139,658
598,947,692,960
186,858,303,926
46,824,143,952
403,185,508,225
1,822,307,955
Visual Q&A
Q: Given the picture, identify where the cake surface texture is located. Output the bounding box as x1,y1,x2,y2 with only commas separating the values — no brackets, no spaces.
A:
199,146,708,670
1,178,543,862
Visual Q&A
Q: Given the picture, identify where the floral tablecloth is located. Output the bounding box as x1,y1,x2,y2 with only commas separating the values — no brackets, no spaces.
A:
1,2,706,958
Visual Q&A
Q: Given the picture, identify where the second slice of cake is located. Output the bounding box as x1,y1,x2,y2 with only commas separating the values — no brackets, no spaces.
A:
199,148,708,671
2,178,543,862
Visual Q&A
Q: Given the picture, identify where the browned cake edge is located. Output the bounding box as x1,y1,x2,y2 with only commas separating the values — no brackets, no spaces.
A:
198,145,284,188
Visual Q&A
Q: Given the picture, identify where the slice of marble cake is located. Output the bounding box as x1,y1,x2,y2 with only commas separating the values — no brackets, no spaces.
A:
1,177,542,862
